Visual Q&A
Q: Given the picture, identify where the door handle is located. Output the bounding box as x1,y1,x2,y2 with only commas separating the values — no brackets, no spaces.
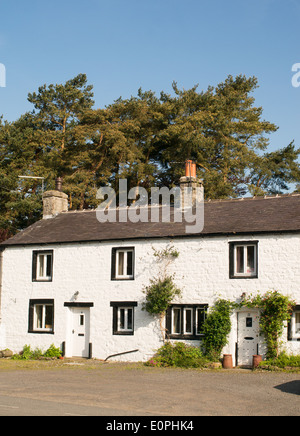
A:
78,333,84,337
245,337,254,340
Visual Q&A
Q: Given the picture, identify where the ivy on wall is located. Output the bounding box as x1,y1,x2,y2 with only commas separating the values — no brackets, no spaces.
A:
202,299,236,360
241,290,295,359
143,249,295,363
201,291,295,361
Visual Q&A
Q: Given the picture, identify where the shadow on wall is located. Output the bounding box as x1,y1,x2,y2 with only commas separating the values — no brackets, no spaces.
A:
274,380,300,396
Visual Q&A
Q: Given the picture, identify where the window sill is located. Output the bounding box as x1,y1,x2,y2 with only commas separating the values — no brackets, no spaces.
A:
230,275,258,279
28,330,54,334
111,277,134,281
112,331,134,336
168,334,204,340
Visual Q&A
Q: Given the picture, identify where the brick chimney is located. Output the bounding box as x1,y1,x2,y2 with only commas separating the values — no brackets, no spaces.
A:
42,178,68,219
180,160,203,208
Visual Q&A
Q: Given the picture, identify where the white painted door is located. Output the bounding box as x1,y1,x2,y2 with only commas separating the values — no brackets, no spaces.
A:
71,307,90,357
237,310,260,366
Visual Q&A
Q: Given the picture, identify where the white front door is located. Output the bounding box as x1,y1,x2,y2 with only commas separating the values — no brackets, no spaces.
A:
237,310,260,366
71,307,90,357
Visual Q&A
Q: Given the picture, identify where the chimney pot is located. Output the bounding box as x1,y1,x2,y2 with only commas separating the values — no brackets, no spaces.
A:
55,177,63,192
180,160,203,208
185,160,197,178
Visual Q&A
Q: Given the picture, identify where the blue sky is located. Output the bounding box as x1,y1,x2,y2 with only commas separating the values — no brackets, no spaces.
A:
0,0,300,154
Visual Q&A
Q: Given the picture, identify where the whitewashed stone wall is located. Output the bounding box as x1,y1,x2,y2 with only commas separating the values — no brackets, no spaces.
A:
1,233,300,362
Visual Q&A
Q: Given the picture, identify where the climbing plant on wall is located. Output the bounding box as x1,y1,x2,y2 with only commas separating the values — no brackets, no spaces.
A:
142,245,181,341
202,299,236,360
242,290,295,359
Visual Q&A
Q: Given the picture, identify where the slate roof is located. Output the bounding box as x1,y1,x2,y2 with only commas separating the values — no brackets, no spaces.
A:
2,194,300,246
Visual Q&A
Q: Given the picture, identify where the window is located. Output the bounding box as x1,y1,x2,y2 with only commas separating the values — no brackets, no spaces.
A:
111,247,134,280
288,306,300,341
118,307,133,331
166,305,208,339
32,250,53,281
28,299,54,333
110,301,137,335
296,312,300,335
229,241,258,278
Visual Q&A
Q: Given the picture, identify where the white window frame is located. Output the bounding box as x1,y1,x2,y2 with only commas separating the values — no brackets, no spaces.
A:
171,307,182,335
117,306,134,332
115,248,134,279
183,307,193,335
290,310,300,339
36,252,53,281
170,305,207,337
195,307,206,336
234,244,257,277
34,303,53,332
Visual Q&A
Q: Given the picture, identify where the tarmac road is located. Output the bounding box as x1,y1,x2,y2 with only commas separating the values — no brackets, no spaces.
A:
0,360,299,416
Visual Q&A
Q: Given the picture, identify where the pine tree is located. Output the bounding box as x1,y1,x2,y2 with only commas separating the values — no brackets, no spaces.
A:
1,73,300,237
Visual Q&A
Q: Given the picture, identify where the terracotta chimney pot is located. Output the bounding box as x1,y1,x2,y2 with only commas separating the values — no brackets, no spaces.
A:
185,160,197,178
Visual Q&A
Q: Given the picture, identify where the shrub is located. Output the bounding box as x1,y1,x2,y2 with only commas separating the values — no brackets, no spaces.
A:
11,344,34,360
142,276,181,316
260,352,300,370
202,299,233,360
11,343,61,360
142,245,182,341
145,342,210,368
43,344,62,358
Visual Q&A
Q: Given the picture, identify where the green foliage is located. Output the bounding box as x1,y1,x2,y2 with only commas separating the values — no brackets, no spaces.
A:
202,299,234,360
1,74,300,238
152,246,179,260
142,245,182,342
43,344,62,358
142,245,181,316
142,276,181,316
259,352,300,371
145,342,210,368
11,343,62,360
0,74,95,233
243,291,295,359
11,344,36,360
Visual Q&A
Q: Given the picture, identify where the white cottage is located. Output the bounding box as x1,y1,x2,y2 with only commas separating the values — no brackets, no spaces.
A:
0,175,300,366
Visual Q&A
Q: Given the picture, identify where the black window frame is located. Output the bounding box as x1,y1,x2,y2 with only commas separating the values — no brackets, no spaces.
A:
111,247,135,280
32,250,54,282
110,301,138,335
229,241,258,279
166,304,208,340
28,299,55,334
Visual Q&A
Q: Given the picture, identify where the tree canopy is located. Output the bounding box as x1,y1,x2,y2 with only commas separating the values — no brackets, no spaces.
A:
1,73,300,238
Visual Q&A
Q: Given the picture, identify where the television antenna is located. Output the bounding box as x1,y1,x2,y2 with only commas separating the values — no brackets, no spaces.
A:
18,175,45,192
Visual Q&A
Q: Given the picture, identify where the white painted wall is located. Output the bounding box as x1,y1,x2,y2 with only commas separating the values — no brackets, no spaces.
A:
1,233,300,362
